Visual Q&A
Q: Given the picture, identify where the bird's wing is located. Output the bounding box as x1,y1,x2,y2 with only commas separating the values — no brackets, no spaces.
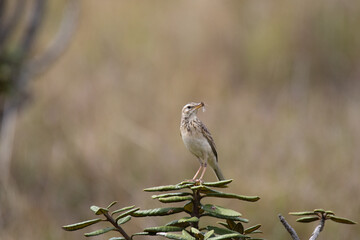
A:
200,122,218,161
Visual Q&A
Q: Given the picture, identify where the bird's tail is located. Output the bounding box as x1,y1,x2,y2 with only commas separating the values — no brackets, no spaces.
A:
212,164,225,181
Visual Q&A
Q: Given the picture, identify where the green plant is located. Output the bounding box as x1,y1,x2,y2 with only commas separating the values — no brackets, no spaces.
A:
62,179,263,240
279,209,357,240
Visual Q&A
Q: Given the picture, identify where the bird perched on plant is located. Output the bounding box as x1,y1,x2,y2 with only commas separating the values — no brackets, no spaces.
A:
180,102,225,181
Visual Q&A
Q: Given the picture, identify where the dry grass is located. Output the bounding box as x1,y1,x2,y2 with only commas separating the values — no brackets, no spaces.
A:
1,1,360,239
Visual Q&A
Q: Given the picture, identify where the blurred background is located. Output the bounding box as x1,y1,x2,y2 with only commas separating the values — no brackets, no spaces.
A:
1,0,359,239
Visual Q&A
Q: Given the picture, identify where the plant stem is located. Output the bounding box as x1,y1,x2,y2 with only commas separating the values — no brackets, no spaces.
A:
191,189,201,229
309,215,325,240
278,214,300,240
103,211,131,240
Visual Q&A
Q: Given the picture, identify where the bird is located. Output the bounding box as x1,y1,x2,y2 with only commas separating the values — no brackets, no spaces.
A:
180,102,225,181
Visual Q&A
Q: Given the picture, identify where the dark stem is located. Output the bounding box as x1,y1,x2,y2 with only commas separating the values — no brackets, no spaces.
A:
191,189,201,229
278,214,300,240
103,212,131,240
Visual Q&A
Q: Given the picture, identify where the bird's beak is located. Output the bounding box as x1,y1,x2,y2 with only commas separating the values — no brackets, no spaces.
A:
193,102,204,110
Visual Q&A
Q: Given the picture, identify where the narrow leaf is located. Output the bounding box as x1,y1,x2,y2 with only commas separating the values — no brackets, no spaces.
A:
145,226,183,233
84,227,115,237
132,232,152,237
182,230,196,239
205,192,260,202
179,217,199,223
115,207,140,222
289,211,317,216
204,230,214,239
90,206,109,215
159,196,193,203
202,204,241,217
109,237,125,240
111,205,135,216
131,207,183,217
203,213,249,222
296,216,320,223
144,184,190,192
62,218,102,231
244,224,261,234
106,201,117,209
157,232,190,240
208,233,248,240
117,215,131,225
191,185,217,194
165,220,190,228
206,226,239,235
329,216,357,224
152,192,192,199
325,211,335,216
190,227,201,234
314,209,325,214
202,179,233,187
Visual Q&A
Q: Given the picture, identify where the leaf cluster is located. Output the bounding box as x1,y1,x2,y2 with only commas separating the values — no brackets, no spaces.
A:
62,179,263,240
289,209,357,225
134,179,262,239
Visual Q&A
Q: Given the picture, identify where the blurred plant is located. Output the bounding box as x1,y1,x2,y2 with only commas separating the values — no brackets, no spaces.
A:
0,0,79,187
63,179,263,240
279,209,357,240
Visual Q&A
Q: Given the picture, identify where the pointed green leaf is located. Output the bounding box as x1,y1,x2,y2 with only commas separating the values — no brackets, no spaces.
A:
289,211,317,216
145,226,184,233
204,230,214,239
208,233,248,239
202,204,241,217
191,185,217,194
325,211,335,216
131,207,183,217
115,207,140,221
182,230,196,239
152,192,192,199
206,226,239,235
117,215,131,225
111,205,135,216
179,217,199,223
132,232,152,237
157,232,189,240
329,216,357,224
204,191,260,202
190,227,201,234
314,209,325,214
244,224,261,234
203,213,249,222
62,218,102,231
84,227,115,237
106,201,117,209
202,179,233,187
144,184,191,192
90,206,109,215
159,196,193,203
296,216,320,223
109,237,125,240
165,220,190,228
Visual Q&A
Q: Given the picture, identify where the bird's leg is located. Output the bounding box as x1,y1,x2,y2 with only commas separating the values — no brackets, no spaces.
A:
199,162,207,180
192,164,203,180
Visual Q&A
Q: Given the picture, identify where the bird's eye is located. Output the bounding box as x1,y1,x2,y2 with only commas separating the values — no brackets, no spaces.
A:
187,106,192,109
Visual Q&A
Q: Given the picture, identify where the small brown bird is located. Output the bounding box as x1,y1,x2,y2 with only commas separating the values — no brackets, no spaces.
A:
180,102,225,181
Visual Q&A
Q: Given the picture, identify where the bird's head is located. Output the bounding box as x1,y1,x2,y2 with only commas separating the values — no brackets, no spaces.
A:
181,102,204,118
